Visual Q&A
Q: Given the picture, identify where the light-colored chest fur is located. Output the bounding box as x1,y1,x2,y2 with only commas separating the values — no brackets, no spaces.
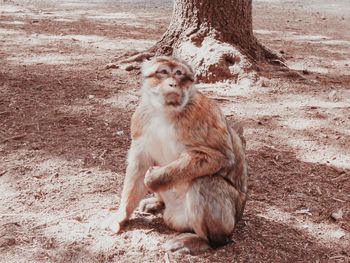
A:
139,110,188,223
142,112,184,166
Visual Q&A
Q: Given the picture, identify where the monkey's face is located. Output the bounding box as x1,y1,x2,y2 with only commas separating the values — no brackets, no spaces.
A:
141,57,195,111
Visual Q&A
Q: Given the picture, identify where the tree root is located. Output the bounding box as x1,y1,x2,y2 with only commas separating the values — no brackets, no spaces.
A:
110,33,286,84
119,52,154,64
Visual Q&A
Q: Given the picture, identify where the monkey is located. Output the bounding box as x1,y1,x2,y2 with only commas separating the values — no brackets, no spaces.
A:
105,56,248,254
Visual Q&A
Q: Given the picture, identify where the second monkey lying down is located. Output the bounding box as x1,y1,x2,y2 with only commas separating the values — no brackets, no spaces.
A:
107,56,248,254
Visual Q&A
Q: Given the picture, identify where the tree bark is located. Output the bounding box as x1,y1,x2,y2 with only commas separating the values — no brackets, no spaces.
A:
148,0,278,83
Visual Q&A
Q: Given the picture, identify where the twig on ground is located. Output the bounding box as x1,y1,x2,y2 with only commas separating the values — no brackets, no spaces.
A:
14,246,34,252
49,173,59,181
164,252,171,263
329,255,347,260
331,197,346,203
144,228,155,234
272,160,283,168
294,208,312,216
0,170,7,177
13,230,44,236
209,96,234,102
270,59,288,67
1,134,26,143
332,174,346,181
315,186,322,195
98,149,108,160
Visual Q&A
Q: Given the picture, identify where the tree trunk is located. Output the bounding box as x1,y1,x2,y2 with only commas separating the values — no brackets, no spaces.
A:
149,0,278,83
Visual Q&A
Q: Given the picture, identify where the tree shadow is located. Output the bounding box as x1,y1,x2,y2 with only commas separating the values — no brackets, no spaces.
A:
205,214,349,263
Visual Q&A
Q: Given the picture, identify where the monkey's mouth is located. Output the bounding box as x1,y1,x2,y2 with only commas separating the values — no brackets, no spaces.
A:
164,93,183,107
165,100,182,107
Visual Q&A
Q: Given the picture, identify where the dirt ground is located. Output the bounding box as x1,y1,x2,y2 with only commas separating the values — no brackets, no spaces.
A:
0,0,349,262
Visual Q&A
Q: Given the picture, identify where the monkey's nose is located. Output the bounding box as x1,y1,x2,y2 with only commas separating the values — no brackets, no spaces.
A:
167,78,177,88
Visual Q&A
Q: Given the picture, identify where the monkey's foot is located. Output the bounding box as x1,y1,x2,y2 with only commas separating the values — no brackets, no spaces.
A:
139,197,165,215
163,233,210,255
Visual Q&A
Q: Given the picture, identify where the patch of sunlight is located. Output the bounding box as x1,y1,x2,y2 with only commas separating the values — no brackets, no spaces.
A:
102,92,139,110
281,118,327,130
259,206,349,248
7,54,87,65
287,138,350,169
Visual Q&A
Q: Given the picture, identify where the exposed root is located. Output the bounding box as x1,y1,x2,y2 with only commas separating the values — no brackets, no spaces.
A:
111,32,285,84
119,52,154,64
108,50,155,73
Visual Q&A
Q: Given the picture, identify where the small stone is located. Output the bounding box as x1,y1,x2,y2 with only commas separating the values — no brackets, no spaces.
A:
105,63,119,69
261,81,268,87
116,130,124,136
5,238,16,246
88,95,95,99
328,90,338,101
74,216,83,222
125,65,137,71
331,209,343,221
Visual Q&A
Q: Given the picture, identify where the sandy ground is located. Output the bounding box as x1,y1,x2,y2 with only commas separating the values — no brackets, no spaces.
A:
0,0,349,262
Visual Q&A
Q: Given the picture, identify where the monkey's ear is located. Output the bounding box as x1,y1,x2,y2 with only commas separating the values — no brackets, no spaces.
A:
187,70,195,83
173,57,195,82
141,58,158,78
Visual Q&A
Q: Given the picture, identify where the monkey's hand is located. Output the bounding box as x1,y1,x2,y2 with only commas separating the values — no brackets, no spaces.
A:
103,210,128,234
144,166,168,192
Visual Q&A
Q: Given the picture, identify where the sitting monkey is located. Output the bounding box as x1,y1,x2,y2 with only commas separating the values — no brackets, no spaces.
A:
107,56,248,254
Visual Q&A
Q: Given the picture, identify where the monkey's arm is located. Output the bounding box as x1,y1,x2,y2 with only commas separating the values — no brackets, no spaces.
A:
144,146,232,192
107,140,151,233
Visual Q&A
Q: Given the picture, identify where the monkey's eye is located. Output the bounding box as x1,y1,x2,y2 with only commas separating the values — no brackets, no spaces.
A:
158,69,169,75
175,69,183,75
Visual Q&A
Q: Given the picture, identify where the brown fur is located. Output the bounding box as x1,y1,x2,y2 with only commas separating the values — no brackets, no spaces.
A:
107,56,248,254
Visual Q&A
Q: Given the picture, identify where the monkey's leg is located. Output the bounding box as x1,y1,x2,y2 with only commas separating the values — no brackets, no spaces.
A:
164,176,240,254
139,194,165,214
106,142,152,233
